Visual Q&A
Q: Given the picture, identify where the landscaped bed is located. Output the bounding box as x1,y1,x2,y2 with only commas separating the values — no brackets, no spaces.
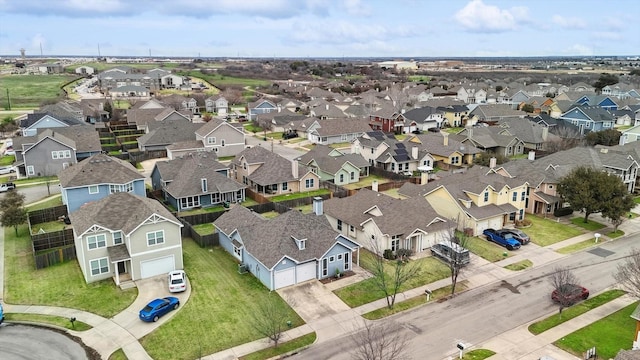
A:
140,241,304,360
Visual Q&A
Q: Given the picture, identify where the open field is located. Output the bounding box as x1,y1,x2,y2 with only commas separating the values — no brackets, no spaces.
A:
0,74,79,108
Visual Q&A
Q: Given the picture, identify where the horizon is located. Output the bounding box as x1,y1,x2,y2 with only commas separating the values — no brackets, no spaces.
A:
2,0,639,58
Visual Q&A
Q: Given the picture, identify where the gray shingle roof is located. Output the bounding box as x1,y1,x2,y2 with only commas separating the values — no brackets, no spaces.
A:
214,206,347,269
69,192,180,236
137,120,201,147
299,144,369,175
233,145,309,185
59,153,143,188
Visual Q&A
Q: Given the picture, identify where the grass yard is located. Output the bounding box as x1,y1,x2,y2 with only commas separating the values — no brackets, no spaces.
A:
29,220,70,234
191,223,215,235
244,123,263,133
108,349,127,360
504,259,533,271
342,175,390,190
525,216,584,246
528,289,626,335
466,236,512,262
270,189,330,202
363,281,468,320
177,71,271,88
382,188,407,199
607,230,624,238
0,74,79,108
5,313,92,331
462,349,496,360
570,217,607,231
25,195,63,210
556,238,600,254
140,241,304,360
334,251,450,308
0,155,15,165
239,333,317,360
4,225,137,318
554,301,638,359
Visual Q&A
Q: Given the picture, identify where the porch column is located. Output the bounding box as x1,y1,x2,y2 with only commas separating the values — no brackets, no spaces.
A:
115,265,120,285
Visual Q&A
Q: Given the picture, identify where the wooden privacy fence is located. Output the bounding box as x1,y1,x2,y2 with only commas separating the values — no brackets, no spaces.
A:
180,211,226,225
34,246,77,269
31,229,75,252
180,219,219,248
28,205,68,225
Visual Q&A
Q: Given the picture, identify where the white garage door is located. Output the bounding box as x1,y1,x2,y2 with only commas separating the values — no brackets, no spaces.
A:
274,268,295,289
140,255,175,279
296,262,317,283
489,217,503,230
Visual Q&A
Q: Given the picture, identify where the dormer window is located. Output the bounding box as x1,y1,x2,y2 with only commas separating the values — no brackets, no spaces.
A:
201,178,208,192
299,240,306,250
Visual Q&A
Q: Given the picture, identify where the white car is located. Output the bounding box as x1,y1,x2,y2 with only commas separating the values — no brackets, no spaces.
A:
0,166,15,175
168,270,187,293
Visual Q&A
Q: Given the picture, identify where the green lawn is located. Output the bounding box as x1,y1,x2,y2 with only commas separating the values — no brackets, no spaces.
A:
4,225,138,318
570,217,607,231
0,74,79,108
0,155,15,166
140,241,304,360
239,333,316,360
177,71,271,89
334,251,450,308
29,220,69,234
342,175,390,190
466,236,512,262
5,313,92,331
462,349,496,360
191,223,215,235
270,189,330,202
554,301,638,359
25,195,63,210
525,216,584,246
108,349,127,360
528,289,626,335
504,259,533,271
556,238,600,254
244,123,263,133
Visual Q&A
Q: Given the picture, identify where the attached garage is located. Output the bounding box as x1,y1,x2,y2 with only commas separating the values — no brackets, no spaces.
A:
488,217,502,230
295,262,317,283
140,255,175,279
273,268,295,289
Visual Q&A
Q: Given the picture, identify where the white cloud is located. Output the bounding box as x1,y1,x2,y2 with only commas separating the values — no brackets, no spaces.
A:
592,31,623,40
343,0,371,17
551,15,587,29
454,0,529,33
563,44,593,56
289,20,416,45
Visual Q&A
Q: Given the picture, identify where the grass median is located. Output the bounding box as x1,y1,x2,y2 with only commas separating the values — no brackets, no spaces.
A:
528,289,626,335
238,333,317,360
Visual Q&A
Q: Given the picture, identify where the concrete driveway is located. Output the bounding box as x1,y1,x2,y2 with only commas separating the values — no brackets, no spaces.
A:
277,280,350,323
111,274,190,339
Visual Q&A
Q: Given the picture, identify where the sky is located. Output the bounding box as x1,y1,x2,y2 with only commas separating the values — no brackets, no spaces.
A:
0,0,638,58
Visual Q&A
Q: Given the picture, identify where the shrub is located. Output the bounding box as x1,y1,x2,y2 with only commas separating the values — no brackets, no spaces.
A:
396,248,414,259
383,249,394,260
554,207,574,217
515,219,532,227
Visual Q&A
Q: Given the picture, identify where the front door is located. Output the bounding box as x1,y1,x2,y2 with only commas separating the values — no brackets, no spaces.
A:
117,261,126,274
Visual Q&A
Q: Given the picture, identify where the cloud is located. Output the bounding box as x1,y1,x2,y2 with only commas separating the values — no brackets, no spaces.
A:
0,0,131,16
592,31,623,41
563,44,593,56
343,0,371,17
551,15,587,29
288,20,417,45
454,0,529,33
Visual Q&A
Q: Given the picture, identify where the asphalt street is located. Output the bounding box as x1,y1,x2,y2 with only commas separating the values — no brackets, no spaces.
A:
0,183,61,204
0,323,89,360
290,233,635,360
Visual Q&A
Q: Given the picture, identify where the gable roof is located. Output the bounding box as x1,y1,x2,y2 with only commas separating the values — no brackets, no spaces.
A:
137,120,201,147
69,192,181,236
299,144,369,175
195,118,245,137
20,112,84,129
215,206,348,268
234,145,310,185
59,153,143,188
310,118,372,137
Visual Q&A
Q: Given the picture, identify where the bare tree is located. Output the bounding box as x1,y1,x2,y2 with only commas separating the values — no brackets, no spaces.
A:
350,320,410,360
386,84,410,113
548,266,581,317
364,237,421,310
250,293,293,348
437,218,468,296
614,248,640,299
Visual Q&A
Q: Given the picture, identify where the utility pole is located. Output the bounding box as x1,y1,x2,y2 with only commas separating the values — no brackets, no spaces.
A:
5,88,11,110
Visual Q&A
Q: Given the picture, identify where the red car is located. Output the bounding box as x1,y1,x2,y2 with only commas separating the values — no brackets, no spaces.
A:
551,284,589,305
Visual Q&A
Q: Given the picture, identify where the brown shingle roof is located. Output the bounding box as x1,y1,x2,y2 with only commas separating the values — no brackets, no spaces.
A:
59,153,143,188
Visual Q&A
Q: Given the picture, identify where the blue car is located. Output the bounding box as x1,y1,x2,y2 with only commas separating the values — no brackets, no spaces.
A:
482,228,521,250
0,302,4,324
139,297,180,322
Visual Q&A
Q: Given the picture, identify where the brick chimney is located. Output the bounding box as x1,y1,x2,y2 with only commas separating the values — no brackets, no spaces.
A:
412,146,418,159
489,157,497,168
291,159,299,178
443,133,449,146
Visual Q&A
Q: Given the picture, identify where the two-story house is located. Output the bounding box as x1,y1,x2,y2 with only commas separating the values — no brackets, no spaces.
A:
298,145,370,185
194,119,246,157
560,105,616,135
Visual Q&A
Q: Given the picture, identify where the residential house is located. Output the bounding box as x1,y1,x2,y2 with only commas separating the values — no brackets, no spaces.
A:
137,119,201,151
575,95,618,111
496,118,553,151
351,131,400,167
323,188,454,255
560,105,615,134
39,101,84,122
232,145,320,196
436,104,471,127
602,82,640,100
69,192,183,285
214,204,360,290
204,95,229,115
109,85,151,99
469,104,527,123
194,118,246,157
620,125,640,145
162,94,199,114
403,106,445,132
13,126,102,178
453,126,526,157
247,98,277,120
58,153,146,213
79,99,111,124
75,65,95,75
399,166,529,235
309,102,347,119
151,153,246,211
20,113,86,137
298,145,369,185
165,140,208,159
369,107,406,134
405,133,482,170
307,118,372,145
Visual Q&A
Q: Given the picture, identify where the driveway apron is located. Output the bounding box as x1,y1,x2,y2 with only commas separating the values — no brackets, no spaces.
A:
277,280,350,323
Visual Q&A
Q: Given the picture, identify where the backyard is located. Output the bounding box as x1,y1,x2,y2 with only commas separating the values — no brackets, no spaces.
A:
140,241,304,360
0,74,79,109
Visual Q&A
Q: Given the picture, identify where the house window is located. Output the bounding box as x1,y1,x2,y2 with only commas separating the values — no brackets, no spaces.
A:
344,252,350,270
87,234,106,250
221,139,225,147
27,166,35,176
51,150,71,159
211,192,221,204
305,178,314,188
109,183,133,194
509,212,516,221
207,137,216,144
233,245,241,257
282,182,288,191
349,225,355,233
180,196,200,209
519,209,524,220
337,219,343,231
391,236,400,252
329,256,335,263
512,192,517,201
484,192,489,202
338,254,343,260
243,163,247,170
391,163,395,171
322,258,328,276
113,231,123,245
339,174,344,182
89,185,99,194
521,191,526,201
201,178,208,192
90,258,109,276
147,230,165,246
451,156,460,164
350,172,355,180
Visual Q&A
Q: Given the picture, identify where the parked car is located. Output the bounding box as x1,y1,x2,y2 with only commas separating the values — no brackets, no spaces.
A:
0,182,15,193
482,228,521,250
0,166,15,175
0,302,4,324
168,270,187,293
498,228,530,245
139,297,180,322
431,240,470,266
282,131,298,139
551,284,589,305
